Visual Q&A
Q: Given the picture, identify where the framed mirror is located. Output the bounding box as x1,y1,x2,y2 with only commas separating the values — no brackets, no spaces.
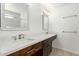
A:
42,14,49,31
1,3,29,30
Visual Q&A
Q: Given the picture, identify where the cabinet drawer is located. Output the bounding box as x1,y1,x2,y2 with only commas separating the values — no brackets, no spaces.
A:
26,42,43,56
33,42,43,49
8,46,33,56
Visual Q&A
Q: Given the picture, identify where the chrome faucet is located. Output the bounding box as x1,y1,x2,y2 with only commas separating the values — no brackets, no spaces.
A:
18,34,24,39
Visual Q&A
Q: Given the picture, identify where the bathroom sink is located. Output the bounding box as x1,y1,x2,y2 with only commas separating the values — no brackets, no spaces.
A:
26,38,35,41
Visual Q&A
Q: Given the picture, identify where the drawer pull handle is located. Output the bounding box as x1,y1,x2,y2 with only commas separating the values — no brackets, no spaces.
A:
27,49,35,54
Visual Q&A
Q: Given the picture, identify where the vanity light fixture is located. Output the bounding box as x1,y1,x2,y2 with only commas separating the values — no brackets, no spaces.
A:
41,3,54,14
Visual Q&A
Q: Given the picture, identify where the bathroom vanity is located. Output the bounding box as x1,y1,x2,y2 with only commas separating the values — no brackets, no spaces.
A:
1,34,57,56
8,34,57,56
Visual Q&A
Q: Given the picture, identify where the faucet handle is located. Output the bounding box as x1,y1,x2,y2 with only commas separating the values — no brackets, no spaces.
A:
18,34,21,39
18,34,25,39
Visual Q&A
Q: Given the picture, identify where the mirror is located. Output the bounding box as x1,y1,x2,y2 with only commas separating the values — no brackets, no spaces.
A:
42,14,49,31
1,3,29,30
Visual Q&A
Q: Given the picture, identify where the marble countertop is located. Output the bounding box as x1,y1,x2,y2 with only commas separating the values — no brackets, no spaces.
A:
0,33,56,56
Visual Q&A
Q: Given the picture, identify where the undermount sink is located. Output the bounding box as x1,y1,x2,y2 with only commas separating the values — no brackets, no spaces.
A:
27,38,34,41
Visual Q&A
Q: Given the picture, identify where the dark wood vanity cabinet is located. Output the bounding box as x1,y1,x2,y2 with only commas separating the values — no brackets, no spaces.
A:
8,35,57,56
8,42,43,56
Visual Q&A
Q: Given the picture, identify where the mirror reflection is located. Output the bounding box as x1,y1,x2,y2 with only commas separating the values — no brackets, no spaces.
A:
1,3,29,30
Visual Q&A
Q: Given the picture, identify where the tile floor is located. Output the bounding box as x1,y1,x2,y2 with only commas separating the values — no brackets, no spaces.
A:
49,48,79,56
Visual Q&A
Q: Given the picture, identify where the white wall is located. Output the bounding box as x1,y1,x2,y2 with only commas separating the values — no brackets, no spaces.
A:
29,3,42,33
49,3,79,54
0,3,43,54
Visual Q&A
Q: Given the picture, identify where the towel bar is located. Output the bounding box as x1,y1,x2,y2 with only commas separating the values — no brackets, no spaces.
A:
62,31,77,33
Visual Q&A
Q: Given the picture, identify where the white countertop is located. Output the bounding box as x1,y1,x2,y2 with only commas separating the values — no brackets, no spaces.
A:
0,33,56,56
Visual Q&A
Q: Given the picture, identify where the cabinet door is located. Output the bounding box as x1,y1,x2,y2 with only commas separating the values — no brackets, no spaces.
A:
43,35,57,56
43,38,52,56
